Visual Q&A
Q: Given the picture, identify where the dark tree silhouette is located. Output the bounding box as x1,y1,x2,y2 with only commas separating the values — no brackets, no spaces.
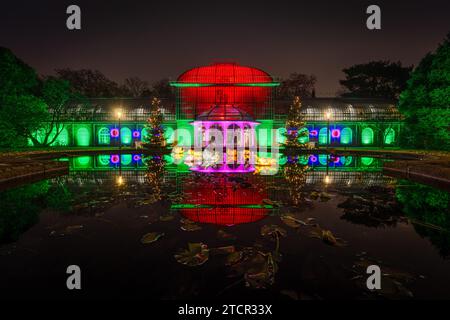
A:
339,61,412,99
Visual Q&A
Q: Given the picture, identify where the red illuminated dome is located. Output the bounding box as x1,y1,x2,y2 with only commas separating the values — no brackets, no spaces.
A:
172,62,279,119
177,62,274,84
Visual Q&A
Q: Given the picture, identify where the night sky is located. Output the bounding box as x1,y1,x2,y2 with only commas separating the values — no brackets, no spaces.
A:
1,0,449,96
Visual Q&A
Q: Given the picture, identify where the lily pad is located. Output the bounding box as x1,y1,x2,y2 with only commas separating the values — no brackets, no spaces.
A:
261,224,287,239
180,219,202,231
211,246,236,256
217,229,237,240
160,215,174,222
280,214,308,228
174,243,209,267
225,251,244,266
141,232,165,244
309,227,346,246
319,192,333,202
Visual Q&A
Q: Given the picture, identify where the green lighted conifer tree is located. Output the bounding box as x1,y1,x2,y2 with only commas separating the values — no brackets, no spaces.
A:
144,97,166,147
284,96,308,147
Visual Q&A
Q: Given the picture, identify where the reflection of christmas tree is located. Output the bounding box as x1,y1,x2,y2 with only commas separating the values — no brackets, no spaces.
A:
283,158,308,206
144,97,166,147
285,96,308,148
144,155,166,204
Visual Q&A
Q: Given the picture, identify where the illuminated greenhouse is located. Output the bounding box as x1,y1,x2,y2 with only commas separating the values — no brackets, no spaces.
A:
29,62,403,148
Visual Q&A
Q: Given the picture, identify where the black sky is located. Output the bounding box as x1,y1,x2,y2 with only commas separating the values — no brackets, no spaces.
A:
1,0,449,96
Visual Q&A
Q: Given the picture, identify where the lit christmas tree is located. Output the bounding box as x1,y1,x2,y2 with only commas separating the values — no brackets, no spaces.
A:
144,97,166,147
284,96,308,148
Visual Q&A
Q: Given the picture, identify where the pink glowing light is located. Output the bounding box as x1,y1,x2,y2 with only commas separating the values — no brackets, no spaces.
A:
310,130,318,137
133,155,141,161
111,154,120,164
309,155,318,162
331,129,341,138
132,130,140,138
110,128,119,138
190,164,255,173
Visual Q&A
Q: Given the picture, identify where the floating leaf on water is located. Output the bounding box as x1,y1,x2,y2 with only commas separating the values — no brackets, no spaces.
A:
309,227,346,246
217,229,237,240
63,225,84,234
244,252,277,289
310,191,320,200
160,215,174,222
225,251,243,266
261,225,287,239
174,243,209,267
280,214,308,228
180,222,202,232
141,232,165,244
319,192,333,202
262,199,282,207
210,246,236,255
280,290,299,300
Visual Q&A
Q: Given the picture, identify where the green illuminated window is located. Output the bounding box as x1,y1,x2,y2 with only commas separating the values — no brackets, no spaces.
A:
121,154,132,165
319,154,328,165
341,156,353,166
98,127,110,145
97,155,110,166
75,156,92,168
298,128,309,144
361,157,374,166
164,126,175,144
141,128,148,143
341,127,352,145
384,128,395,145
361,128,374,145
318,128,329,145
76,127,91,146
121,127,132,145
276,128,287,144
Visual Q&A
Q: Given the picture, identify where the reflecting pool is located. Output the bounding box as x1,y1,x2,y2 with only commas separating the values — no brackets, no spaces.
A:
0,153,449,299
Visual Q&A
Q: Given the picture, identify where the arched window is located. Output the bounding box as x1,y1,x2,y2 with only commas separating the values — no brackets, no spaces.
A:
164,126,175,144
121,154,132,165
319,154,328,165
361,127,374,145
276,128,287,145
97,155,110,166
141,128,148,143
98,127,110,145
121,127,132,145
76,127,90,146
341,127,352,145
361,157,374,166
384,128,395,145
298,128,309,144
318,128,329,145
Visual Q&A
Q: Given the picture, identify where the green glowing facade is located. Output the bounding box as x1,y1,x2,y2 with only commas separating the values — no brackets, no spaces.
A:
28,64,403,148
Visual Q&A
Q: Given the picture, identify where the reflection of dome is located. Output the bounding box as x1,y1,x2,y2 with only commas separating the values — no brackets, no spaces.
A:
178,62,273,84
196,105,254,121
179,175,268,226
182,208,267,226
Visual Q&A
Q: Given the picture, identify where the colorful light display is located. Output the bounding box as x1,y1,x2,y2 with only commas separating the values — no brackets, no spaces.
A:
110,128,119,138
331,129,341,138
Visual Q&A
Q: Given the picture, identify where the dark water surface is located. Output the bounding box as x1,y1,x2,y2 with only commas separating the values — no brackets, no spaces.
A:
0,153,449,300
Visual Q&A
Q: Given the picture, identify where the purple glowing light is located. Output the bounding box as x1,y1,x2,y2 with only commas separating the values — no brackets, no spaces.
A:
331,129,341,138
309,155,318,163
133,154,141,161
110,128,119,138
309,130,318,137
111,154,120,164
190,164,255,173
132,130,140,138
